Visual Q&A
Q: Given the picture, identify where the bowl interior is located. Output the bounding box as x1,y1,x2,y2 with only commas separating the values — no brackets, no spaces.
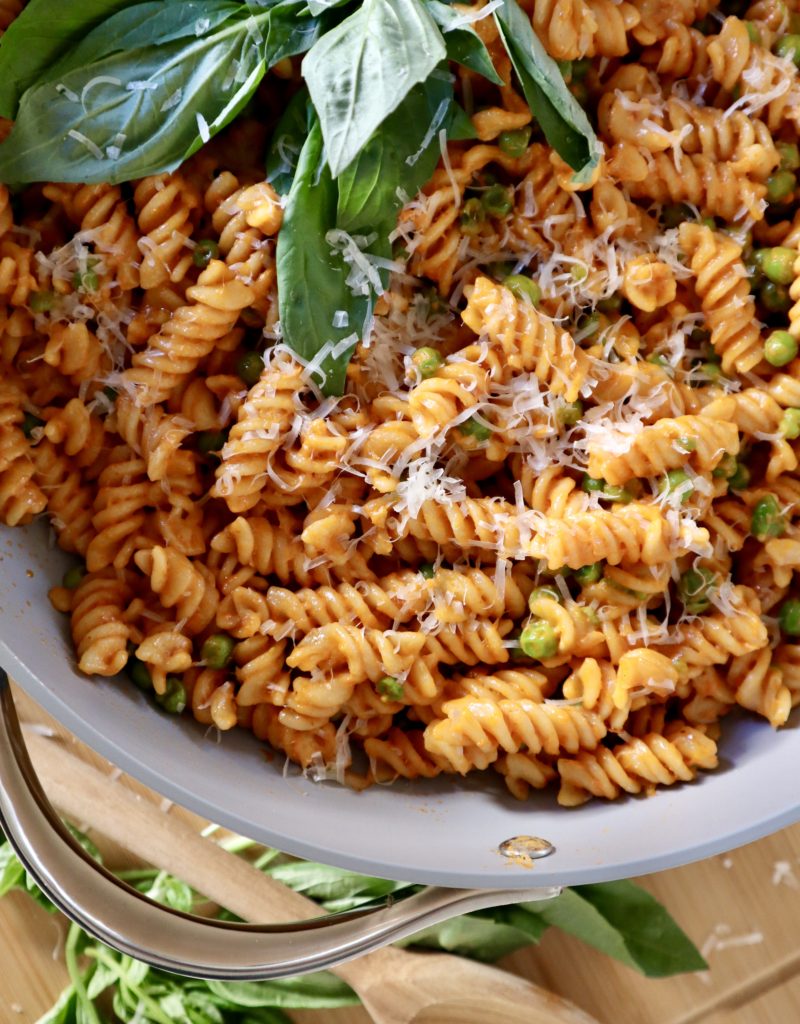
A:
2,520,799,889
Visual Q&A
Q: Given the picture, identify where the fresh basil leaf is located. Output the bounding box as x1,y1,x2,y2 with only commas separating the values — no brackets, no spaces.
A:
238,1012,293,1024
336,73,456,237
403,908,546,961
0,4,268,183
206,974,359,1009
427,1,503,84
306,0,352,14
494,0,600,183
0,0,140,119
302,0,446,176
262,0,329,66
276,118,369,396
46,0,242,74
448,99,478,140
265,87,311,195
85,961,120,1002
35,985,79,1024
267,860,415,910
525,881,706,977
0,839,25,897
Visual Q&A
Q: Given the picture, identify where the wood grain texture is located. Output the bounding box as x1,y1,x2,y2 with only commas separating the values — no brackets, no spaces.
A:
2,685,800,1024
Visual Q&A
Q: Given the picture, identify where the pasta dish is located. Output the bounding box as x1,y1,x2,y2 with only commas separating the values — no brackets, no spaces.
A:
0,0,798,806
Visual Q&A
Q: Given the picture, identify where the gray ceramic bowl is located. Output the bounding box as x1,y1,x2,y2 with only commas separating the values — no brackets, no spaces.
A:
2,520,799,889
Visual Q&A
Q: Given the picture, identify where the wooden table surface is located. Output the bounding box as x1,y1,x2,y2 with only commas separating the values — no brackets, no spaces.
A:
2,686,799,1024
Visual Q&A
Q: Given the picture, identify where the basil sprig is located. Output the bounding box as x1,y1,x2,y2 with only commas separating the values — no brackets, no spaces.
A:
0,0,601,393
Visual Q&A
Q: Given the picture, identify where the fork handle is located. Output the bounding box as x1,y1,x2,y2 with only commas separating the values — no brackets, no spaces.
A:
0,669,561,980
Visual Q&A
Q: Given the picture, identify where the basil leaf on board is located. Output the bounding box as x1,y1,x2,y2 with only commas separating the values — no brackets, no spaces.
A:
265,88,311,195
427,1,503,84
276,118,370,396
524,881,707,977
206,974,359,1009
0,3,268,184
302,0,446,177
494,0,601,183
267,860,415,910
34,985,79,1024
402,907,548,962
0,0,139,119
336,73,456,237
0,841,24,897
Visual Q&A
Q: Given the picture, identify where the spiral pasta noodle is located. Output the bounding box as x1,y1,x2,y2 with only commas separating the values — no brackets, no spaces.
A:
4,3,800,809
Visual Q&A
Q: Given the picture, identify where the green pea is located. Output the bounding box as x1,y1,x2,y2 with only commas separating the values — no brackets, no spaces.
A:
765,330,798,367
660,469,694,504
647,353,673,374
557,400,583,427
519,619,559,660
597,293,622,313
755,247,795,285
193,239,220,269
29,290,55,313
576,311,601,338
582,474,606,494
156,676,187,714
413,346,444,379
72,267,99,292
236,351,264,385
712,452,737,479
574,562,603,584
751,494,786,540
128,659,153,692
481,183,513,218
498,127,532,158
766,170,796,204
779,598,800,635
197,430,227,454
699,360,723,382
62,565,86,589
460,197,485,235
760,281,792,314
728,461,751,491
459,416,492,442
775,33,800,65
377,676,405,701
529,585,562,604
21,412,43,438
662,203,692,228
779,142,800,171
603,484,634,504
744,250,765,290
678,567,716,614
419,563,436,579
569,265,588,285
780,408,800,439
699,217,716,230
201,633,236,670
504,274,541,307
745,20,762,43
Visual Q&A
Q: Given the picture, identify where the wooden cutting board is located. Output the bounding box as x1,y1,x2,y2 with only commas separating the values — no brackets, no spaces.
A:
1,684,799,1024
